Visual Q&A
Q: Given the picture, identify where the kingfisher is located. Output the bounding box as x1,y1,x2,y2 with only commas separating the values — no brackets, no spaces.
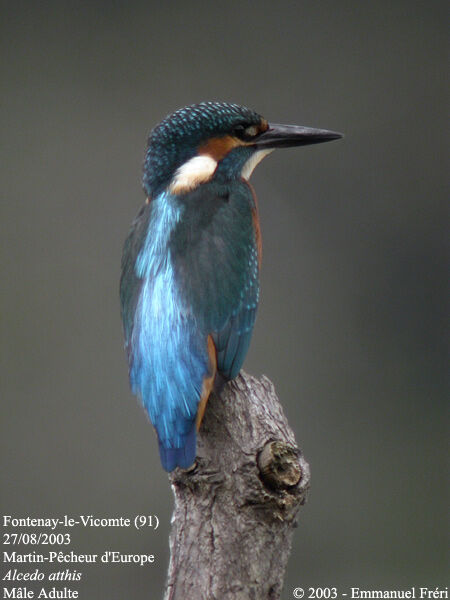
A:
120,101,341,472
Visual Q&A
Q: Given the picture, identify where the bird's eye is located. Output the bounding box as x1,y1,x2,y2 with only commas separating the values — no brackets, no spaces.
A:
233,124,260,141
244,125,259,138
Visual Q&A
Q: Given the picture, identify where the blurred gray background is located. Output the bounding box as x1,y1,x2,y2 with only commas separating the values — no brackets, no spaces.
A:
1,1,447,597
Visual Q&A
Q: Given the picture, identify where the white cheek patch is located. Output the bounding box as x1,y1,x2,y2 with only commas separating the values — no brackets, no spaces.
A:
241,149,274,180
169,155,217,194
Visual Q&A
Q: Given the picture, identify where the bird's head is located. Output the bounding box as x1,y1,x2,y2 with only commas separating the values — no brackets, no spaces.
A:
143,101,341,198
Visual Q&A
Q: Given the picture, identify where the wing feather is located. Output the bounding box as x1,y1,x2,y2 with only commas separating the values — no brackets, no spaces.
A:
170,180,260,380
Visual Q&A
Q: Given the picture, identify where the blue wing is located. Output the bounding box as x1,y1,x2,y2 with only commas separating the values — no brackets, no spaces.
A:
169,179,260,380
212,244,259,379
120,180,260,471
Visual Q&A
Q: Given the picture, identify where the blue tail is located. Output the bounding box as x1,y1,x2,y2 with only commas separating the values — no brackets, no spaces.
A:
158,423,197,472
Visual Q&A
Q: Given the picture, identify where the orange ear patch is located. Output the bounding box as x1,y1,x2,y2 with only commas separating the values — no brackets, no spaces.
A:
198,135,241,161
196,335,217,431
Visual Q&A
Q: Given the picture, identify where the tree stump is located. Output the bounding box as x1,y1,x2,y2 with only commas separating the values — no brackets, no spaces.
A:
164,371,310,600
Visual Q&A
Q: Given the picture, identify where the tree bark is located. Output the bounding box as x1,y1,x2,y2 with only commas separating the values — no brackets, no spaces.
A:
164,371,310,600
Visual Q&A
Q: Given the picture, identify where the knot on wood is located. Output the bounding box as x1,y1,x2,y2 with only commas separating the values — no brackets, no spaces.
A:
257,440,302,490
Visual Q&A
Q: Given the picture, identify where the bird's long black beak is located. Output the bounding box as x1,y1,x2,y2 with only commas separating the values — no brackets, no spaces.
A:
254,123,343,149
